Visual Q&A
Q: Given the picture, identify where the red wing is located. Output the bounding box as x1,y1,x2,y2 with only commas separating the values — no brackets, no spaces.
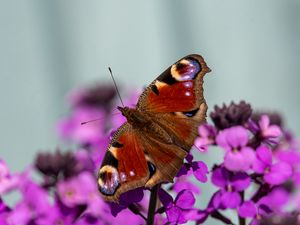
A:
98,123,188,202
137,54,210,113
140,135,187,189
98,123,149,202
147,102,208,150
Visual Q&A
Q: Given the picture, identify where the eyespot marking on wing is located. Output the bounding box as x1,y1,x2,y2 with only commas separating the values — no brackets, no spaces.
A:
98,165,120,196
171,58,201,82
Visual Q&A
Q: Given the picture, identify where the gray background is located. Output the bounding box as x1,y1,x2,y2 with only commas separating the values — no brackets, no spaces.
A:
0,1,299,224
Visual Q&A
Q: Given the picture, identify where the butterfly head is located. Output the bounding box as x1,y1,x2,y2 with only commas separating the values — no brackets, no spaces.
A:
117,106,129,116
117,106,147,126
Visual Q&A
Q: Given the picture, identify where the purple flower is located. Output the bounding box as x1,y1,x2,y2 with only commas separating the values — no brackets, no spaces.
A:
195,191,223,224
7,180,52,225
57,172,92,208
238,199,272,225
57,107,106,145
172,177,201,195
0,199,9,225
248,115,282,145
253,146,292,185
159,189,196,225
258,115,282,139
239,188,289,225
194,124,217,152
211,166,250,209
216,126,255,171
0,160,18,194
177,154,209,183
109,188,144,217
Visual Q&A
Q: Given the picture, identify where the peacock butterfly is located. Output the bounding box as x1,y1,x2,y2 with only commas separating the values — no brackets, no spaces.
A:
97,54,210,202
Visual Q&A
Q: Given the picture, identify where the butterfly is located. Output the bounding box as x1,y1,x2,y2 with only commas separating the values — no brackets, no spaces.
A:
98,54,211,202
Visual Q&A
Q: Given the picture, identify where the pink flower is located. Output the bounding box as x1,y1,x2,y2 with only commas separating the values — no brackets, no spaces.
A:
194,124,217,152
253,146,292,185
216,126,255,171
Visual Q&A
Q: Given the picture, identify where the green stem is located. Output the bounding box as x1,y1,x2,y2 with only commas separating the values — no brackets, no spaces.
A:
146,185,159,225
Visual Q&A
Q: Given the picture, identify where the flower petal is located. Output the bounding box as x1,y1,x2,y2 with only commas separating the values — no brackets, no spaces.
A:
192,161,208,183
264,162,292,185
175,190,195,209
221,191,241,209
166,206,181,223
258,115,270,131
211,167,229,189
256,146,273,165
224,147,254,172
238,201,256,218
231,172,251,191
158,188,173,207
263,125,282,138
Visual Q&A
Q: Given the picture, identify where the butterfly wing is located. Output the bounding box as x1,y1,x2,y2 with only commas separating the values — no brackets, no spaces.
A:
98,123,186,202
98,123,149,202
137,54,210,149
137,54,210,112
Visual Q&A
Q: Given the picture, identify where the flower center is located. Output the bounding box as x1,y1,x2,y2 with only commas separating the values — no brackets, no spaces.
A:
264,167,270,174
226,184,233,192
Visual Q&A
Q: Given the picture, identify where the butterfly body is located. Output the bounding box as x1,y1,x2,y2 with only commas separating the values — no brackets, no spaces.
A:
98,54,210,202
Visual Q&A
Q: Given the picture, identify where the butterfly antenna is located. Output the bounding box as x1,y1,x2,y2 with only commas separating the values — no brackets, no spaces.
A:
108,67,124,107
81,112,121,125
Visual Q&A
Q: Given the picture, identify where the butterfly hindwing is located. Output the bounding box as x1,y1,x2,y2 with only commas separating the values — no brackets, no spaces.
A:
98,123,187,202
98,123,149,202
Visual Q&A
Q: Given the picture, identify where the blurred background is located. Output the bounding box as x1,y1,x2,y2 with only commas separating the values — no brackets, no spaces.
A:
0,1,299,224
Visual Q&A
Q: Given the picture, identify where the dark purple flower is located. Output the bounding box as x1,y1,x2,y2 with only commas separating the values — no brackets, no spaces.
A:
177,154,209,183
216,126,255,171
194,124,217,152
36,149,95,187
159,188,196,224
211,166,250,209
68,84,116,110
109,188,144,217
210,101,252,130
253,146,292,185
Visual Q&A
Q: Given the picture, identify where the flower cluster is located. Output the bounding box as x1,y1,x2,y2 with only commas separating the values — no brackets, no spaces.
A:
193,101,300,225
1,81,300,225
